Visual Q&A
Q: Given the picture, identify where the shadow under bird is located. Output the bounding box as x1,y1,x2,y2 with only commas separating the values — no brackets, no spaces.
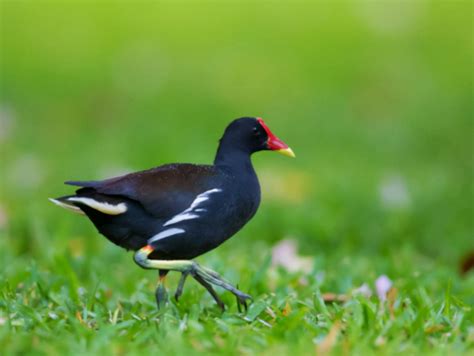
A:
50,117,295,310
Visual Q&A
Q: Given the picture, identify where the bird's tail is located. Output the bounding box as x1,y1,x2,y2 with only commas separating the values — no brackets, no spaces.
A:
49,196,85,215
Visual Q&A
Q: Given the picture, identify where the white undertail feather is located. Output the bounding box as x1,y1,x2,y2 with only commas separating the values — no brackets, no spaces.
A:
163,188,222,227
48,198,85,215
67,197,127,215
148,228,186,244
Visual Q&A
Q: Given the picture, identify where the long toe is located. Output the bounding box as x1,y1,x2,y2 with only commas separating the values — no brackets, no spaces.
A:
192,273,226,311
237,295,250,312
174,272,189,302
234,288,252,313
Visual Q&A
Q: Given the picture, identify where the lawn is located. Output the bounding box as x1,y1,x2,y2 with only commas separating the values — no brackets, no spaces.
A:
0,2,473,355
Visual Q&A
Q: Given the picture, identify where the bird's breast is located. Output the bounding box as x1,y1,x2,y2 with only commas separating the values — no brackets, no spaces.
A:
148,171,261,259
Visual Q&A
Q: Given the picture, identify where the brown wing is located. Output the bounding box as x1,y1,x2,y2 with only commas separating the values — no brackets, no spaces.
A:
66,164,220,219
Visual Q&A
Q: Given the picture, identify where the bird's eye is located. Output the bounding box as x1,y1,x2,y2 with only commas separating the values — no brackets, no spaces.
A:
253,127,260,136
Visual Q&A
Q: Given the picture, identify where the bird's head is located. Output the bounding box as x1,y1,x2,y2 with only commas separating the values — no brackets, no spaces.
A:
220,117,295,158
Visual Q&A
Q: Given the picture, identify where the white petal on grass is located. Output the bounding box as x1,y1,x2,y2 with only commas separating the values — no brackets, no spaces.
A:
271,238,312,273
375,275,393,302
353,283,373,298
48,312,58,320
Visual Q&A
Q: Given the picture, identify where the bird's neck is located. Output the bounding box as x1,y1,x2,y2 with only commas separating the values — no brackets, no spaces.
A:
214,142,254,173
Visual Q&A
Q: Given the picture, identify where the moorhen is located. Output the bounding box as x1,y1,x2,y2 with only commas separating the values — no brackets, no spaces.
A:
50,117,294,310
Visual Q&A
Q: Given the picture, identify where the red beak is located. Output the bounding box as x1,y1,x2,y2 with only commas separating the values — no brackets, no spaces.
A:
257,118,295,158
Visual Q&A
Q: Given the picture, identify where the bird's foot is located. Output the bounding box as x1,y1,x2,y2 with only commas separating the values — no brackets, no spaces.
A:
187,261,252,312
235,285,252,313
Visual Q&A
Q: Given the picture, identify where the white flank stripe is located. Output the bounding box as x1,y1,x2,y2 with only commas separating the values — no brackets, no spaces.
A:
49,198,85,215
163,188,222,227
148,228,185,244
164,212,198,226
67,197,127,215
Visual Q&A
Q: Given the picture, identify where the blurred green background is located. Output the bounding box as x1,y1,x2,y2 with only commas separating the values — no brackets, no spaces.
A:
0,1,473,354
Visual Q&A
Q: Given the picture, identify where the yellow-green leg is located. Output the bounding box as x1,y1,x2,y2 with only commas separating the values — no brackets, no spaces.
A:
134,245,251,311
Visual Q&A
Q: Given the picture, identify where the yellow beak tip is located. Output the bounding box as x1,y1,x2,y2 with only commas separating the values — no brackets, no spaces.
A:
276,148,296,158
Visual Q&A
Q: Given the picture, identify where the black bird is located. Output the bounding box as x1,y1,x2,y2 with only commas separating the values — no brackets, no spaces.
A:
50,117,294,310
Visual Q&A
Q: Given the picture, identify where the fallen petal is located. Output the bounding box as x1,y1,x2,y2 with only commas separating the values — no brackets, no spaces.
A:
271,238,312,273
353,283,372,298
375,275,393,302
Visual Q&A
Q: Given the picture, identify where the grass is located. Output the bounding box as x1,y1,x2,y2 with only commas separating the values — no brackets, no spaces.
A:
1,245,472,354
0,1,473,355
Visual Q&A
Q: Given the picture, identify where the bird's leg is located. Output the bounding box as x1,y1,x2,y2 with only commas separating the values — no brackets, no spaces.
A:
134,245,252,310
155,270,169,309
134,245,195,271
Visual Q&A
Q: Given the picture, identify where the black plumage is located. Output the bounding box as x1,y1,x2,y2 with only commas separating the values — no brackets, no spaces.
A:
51,117,294,310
